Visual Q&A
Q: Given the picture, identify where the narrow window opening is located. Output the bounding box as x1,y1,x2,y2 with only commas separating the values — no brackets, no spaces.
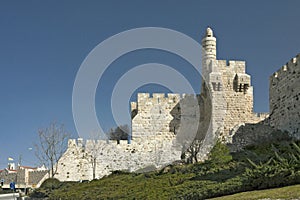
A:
212,82,216,91
217,83,221,91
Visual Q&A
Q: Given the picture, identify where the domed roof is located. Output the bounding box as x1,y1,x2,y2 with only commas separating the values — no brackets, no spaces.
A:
206,27,213,37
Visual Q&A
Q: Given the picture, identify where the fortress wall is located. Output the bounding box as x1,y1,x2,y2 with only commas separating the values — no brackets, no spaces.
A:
55,139,90,181
132,93,182,139
269,54,300,139
55,137,181,181
56,92,202,182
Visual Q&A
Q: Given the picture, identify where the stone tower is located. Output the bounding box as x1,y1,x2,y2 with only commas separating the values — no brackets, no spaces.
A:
200,27,266,140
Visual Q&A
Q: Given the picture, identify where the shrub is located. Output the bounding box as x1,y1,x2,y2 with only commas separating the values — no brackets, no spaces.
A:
208,141,232,165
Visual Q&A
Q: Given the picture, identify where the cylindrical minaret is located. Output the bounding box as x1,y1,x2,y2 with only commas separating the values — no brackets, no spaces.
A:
201,27,217,61
201,27,217,83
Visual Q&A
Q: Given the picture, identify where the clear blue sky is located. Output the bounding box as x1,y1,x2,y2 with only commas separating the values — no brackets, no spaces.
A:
0,0,299,169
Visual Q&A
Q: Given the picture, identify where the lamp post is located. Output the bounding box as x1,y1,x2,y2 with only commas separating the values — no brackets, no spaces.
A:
24,147,33,196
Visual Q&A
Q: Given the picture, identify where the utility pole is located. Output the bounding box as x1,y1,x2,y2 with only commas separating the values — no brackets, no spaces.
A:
16,155,22,192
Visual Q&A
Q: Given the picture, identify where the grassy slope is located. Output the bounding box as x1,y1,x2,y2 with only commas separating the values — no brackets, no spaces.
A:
209,184,300,200
32,140,300,199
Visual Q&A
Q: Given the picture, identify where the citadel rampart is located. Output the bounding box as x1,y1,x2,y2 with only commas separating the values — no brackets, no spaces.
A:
53,28,298,182
54,135,182,181
269,54,300,139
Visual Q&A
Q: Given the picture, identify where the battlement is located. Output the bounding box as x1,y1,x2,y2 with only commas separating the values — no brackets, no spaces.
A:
68,138,132,153
204,60,246,75
136,93,197,101
131,102,137,112
133,93,199,113
219,60,246,73
67,139,77,148
271,53,300,79
137,93,181,101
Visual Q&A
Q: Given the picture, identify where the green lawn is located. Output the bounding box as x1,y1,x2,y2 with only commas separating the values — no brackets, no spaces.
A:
210,184,300,200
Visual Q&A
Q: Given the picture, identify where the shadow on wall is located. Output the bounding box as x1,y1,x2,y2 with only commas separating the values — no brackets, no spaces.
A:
228,120,292,152
169,93,212,142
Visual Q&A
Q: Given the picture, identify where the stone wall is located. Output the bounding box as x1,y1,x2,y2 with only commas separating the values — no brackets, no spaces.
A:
228,123,282,152
28,170,49,187
131,93,181,140
54,137,182,181
55,92,206,181
269,54,300,139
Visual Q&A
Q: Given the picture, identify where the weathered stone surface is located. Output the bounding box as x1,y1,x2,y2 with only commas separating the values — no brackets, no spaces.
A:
54,138,181,181
269,54,300,139
201,28,267,141
228,123,289,152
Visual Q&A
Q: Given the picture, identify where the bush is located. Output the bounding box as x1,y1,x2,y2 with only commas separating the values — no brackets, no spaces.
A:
208,141,232,165
40,178,62,190
30,178,62,198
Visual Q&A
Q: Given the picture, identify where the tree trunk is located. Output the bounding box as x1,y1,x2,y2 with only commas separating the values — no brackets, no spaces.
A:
51,160,54,178
93,158,96,180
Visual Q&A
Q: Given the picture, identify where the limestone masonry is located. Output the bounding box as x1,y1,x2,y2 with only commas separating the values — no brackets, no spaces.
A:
54,27,299,182
200,28,268,141
269,54,300,139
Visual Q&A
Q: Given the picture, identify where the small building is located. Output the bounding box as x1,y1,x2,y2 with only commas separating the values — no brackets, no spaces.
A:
0,163,48,190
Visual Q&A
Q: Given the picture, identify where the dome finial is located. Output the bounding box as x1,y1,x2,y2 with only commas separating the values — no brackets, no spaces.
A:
206,26,213,37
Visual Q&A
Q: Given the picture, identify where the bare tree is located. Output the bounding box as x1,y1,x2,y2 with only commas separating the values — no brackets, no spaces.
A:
183,128,221,164
35,122,70,177
84,131,109,180
183,139,203,164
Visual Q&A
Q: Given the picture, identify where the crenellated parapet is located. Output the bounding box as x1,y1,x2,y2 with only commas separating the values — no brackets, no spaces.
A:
136,93,182,102
270,53,300,93
270,53,299,82
210,60,246,74
67,139,77,148
133,93,188,113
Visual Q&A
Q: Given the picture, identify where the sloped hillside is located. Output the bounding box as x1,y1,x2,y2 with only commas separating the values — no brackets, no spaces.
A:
31,138,300,200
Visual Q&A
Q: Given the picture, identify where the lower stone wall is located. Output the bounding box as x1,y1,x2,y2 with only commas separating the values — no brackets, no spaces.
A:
228,122,289,152
28,170,49,186
54,138,182,182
